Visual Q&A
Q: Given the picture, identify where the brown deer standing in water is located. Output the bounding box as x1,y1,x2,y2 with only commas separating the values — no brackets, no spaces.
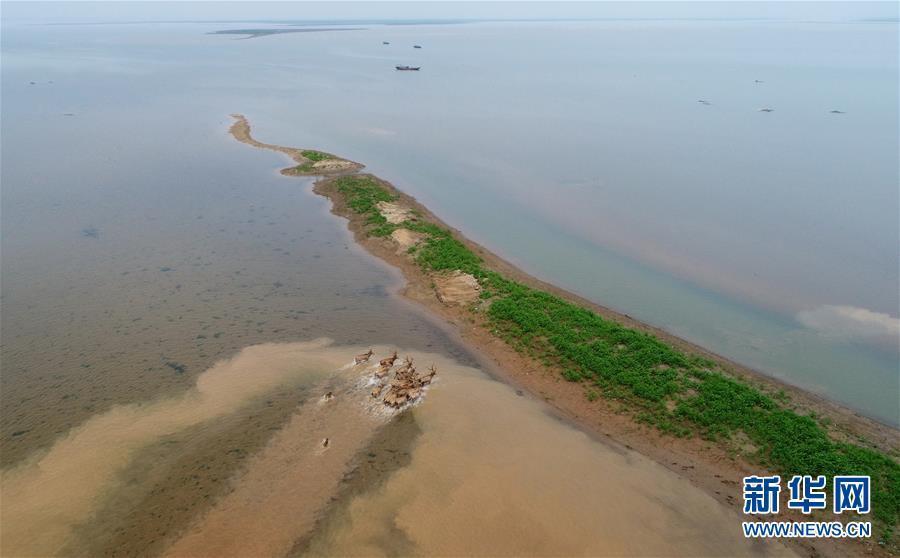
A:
379,350,398,367
397,355,413,372
423,364,437,384
354,349,374,365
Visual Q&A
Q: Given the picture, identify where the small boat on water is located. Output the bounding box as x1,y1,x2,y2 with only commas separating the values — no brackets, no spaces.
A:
395,65,421,71
383,41,390,45
413,45,422,49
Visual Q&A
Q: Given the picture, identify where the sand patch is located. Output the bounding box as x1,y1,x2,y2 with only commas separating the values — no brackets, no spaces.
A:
376,201,414,225
390,228,424,254
312,159,357,172
161,347,450,558
433,271,481,306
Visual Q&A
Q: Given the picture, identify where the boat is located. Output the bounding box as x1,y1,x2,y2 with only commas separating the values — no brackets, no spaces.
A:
383,41,390,45
413,45,422,49
395,65,421,71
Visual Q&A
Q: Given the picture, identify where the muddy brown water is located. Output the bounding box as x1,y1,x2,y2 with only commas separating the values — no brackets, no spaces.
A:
299,358,791,558
3,338,791,557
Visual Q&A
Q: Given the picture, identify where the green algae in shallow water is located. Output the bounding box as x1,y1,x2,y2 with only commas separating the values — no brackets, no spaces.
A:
332,172,900,541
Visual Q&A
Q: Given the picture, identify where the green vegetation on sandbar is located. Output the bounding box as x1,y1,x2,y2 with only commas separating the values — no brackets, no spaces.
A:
334,175,398,237
332,174,900,540
291,150,333,173
414,232,483,274
301,149,332,162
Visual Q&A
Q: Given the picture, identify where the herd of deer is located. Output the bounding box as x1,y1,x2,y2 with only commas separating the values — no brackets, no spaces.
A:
318,350,436,448
354,349,437,408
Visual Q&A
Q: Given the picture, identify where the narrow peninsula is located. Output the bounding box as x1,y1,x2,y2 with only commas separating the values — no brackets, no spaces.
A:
228,114,899,555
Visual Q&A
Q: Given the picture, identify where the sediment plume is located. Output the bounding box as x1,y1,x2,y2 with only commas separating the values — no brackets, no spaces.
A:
161,346,448,558
1,339,370,557
302,363,791,558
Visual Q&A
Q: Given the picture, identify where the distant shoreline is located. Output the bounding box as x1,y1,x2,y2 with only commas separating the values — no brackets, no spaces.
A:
228,114,898,556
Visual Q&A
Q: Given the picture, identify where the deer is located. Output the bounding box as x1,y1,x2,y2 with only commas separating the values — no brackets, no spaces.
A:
354,349,374,365
396,355,414,372
423,364,437,384
379,350,398,367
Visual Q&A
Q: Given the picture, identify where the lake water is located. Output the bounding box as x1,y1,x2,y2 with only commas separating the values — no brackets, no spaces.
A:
215,14,899,424
219,16,899,424
4,8,896,429
0,4,896,554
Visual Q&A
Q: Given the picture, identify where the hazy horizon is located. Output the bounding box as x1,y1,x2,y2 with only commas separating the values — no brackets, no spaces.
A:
3,1,898,25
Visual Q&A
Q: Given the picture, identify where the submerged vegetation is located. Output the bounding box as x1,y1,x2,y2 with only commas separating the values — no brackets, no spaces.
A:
331,173,900,540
